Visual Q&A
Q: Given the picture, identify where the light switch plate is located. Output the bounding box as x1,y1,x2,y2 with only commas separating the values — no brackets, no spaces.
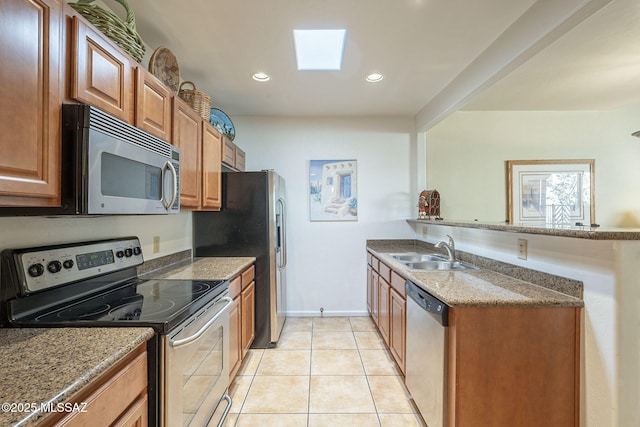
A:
422,226,428,238
518,238,528,260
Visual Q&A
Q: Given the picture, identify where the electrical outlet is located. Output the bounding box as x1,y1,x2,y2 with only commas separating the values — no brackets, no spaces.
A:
517,238,528,260
153,236,160,253
422,226,428,238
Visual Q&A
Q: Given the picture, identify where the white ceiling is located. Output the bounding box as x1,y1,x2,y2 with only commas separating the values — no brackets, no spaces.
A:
111,0,640,127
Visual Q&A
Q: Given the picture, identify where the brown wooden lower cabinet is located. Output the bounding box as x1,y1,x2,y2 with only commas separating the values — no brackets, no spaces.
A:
377,276,390,344
367,250,580,426
43,343,148,426
229,264,256,379
447,306,580,427
388,287,406,373
368,252,405,374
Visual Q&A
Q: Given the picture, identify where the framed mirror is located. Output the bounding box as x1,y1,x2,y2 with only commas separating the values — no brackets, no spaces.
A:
506,159,595,225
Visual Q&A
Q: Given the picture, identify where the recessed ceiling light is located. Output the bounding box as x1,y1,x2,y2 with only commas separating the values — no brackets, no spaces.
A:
293,29,346,71
252,72,271,82
366,73,384,83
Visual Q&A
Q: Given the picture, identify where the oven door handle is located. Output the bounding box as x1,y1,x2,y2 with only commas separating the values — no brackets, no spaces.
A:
170,296,233,348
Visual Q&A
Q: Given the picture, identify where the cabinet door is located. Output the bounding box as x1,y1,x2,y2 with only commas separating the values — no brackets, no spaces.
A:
0,0,61,206
228,297,241,379
378,278,390,345
222,136,235,167
366,265,372,314
114,395,147,427
201,123,222,210
172,97,202,208
135,67,172,141
71,16,134,123
371,270,379,324
241,281,255,357
389,288,406,374
235,146,246,171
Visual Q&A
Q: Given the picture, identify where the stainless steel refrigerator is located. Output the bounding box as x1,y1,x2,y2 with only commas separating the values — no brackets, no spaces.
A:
193,170,287,348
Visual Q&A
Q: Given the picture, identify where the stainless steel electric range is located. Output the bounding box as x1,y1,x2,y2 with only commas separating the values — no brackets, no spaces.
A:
0,237,233,426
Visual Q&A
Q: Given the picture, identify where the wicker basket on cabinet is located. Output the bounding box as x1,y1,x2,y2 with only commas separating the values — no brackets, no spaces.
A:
178,81,212,120
68,0,145,63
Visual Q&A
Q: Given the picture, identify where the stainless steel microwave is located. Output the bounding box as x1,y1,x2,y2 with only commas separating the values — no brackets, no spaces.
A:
3,104,180,216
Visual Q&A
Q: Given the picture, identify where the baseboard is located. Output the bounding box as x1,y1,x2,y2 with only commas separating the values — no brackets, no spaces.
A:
285,310,369,317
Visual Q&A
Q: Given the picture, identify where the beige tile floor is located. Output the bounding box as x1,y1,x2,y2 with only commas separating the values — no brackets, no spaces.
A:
214,316,426,427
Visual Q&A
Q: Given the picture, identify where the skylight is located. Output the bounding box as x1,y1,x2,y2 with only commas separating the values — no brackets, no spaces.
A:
293,29,347,71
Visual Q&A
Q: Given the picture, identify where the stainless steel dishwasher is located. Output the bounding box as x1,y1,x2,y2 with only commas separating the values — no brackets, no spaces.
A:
405,280,449,427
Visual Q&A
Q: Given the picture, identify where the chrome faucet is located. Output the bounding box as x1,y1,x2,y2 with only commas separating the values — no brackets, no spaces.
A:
434,235,456,262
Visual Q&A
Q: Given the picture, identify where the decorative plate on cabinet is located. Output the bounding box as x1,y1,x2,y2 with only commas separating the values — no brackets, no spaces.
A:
148,47,180,93
209,108,236,141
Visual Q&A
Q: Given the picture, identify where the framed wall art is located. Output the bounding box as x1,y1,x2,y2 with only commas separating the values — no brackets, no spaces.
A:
506,159,595,225
309,159,357,221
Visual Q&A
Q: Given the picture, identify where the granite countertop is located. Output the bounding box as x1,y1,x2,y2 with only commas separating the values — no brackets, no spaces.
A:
0,327,153,427
407,218,640,240
367,240,583,308
144,256,256,281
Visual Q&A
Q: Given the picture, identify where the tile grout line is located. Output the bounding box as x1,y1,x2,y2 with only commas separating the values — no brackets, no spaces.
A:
307,319,314,427
230,348,263,426
351,317,384,427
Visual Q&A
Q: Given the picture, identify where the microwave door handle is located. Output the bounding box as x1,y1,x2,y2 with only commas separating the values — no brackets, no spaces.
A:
170,296,233,348
162,161,178,211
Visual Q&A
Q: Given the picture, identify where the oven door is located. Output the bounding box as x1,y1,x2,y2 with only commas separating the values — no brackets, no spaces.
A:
162,293,232,427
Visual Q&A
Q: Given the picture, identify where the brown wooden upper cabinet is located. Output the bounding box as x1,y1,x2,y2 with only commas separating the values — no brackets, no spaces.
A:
135,67,172,141
201,122,222,210
172,97,222,211
222,136,246,171
70,15,134,124
172,97,202,208
0,0,62,207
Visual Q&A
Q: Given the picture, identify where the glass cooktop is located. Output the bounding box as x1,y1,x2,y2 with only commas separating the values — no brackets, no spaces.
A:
14,278,227,333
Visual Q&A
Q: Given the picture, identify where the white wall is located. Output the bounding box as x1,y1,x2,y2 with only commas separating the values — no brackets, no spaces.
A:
0,213,192,262
232,116,416,316
423,104,640,427
425,102,640,227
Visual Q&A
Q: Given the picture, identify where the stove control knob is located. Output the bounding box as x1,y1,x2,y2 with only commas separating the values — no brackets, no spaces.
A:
124,248,133,257
116,250,125,258
63,259,74,270
28,263,45,277
133,246,141,256
47,260,62,274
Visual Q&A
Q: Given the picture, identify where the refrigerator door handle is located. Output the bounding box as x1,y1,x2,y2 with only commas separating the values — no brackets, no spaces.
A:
278,197,287,268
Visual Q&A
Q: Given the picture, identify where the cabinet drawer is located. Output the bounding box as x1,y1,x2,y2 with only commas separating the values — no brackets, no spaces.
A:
378,262,391,283
370,255,380,273
57,350,147,426
241,265,255,288
229,276,242,299
390,270,406,297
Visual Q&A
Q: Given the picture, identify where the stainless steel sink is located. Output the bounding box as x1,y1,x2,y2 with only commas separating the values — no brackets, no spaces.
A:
403,260,479,271
386,252,479,271
389,253,447,262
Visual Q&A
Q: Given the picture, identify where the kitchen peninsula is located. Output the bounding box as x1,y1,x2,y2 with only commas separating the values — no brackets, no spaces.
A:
367,237,582,426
